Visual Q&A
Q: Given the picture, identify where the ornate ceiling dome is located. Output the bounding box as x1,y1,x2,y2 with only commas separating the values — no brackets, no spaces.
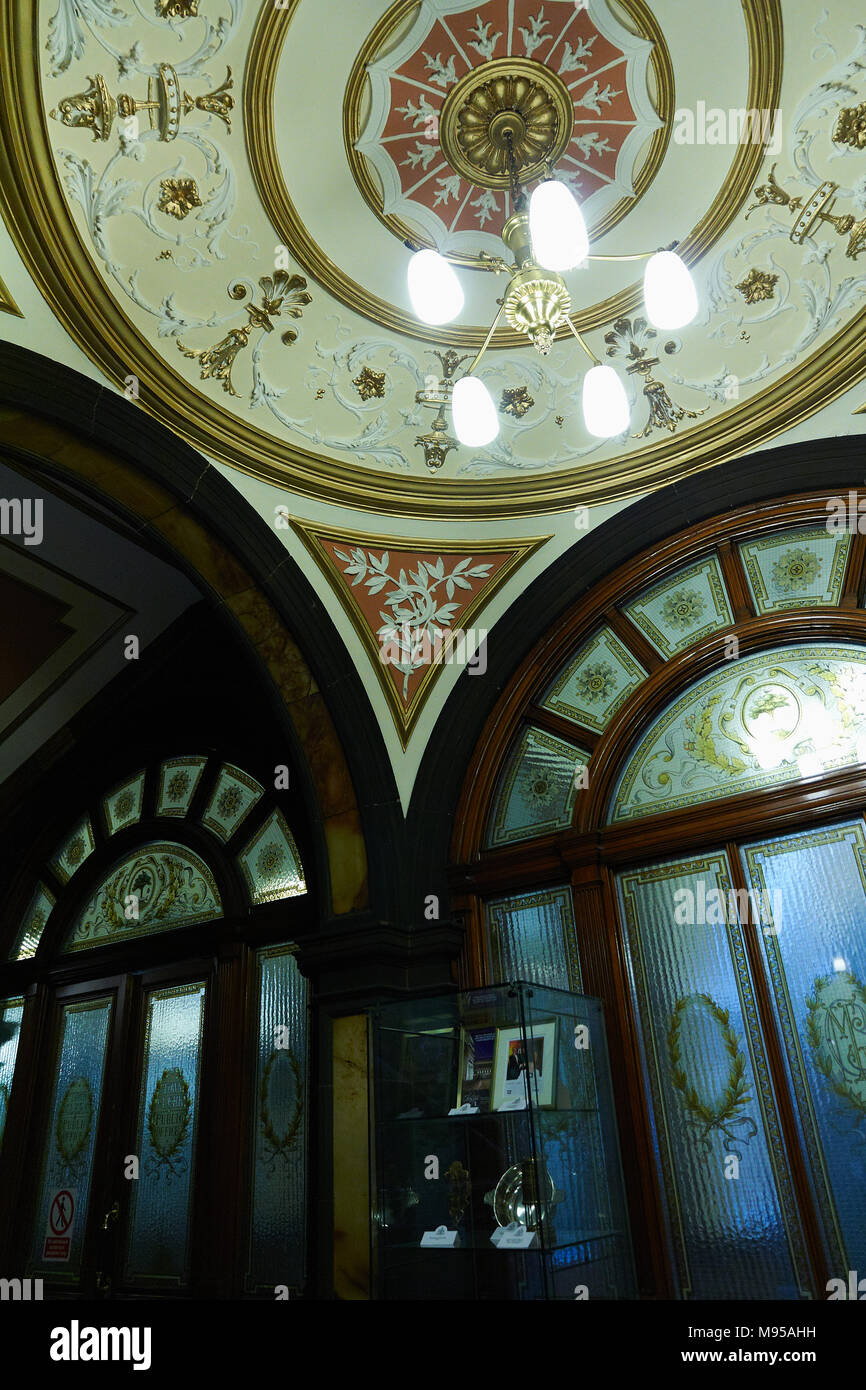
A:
0,0,864,519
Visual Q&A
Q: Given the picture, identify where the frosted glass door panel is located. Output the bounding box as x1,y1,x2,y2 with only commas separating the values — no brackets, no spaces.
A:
124,982,206,1287
246,947,308,1292
29,996,113,1281
741,820,866,1278
616,853,811,1299
0,998,24,1152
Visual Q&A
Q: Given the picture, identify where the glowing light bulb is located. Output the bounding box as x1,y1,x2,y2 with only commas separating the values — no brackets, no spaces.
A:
581,364,629,438
407,249,464,325
451,376,498,447
643,250,698,329
529,180,589,271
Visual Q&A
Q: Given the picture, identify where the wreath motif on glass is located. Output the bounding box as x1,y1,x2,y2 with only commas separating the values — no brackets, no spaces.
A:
667,993,757,1159
260,1047,303,1172
146,1066,192,1181
806,971,866,1138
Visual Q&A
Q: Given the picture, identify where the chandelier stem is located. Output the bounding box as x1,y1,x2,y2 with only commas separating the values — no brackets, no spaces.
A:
564,313,601,366
467,299,508,375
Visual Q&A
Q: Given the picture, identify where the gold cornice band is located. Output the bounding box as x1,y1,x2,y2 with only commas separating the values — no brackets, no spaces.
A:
5,0,864,522
248,0,778,347
341,0,674,295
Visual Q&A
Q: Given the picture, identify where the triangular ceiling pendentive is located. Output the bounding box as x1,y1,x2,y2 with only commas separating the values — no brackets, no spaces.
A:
290,520,550,746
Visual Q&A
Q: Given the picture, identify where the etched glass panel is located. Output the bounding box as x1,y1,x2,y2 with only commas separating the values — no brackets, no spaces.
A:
0,998,24,1153
246,947,308,1292
124,982,206,1287
103,770,145,836
485,725,588,847
485,886,581,991
11,882,55,960
540,627,646,734
64,842,221,951
238,811,306,904
29,997,112,1281
616,852,810,1299
200,763,263,842
741,820,866,1279
739,526,852,614
156,756,207,819
49,816,95,885
622,556,734,658
610,643,866,823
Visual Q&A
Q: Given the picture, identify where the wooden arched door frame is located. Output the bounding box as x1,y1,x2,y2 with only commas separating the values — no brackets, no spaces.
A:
449,486,866,1297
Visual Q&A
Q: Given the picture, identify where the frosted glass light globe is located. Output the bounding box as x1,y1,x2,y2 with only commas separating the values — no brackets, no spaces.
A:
581,365,629,438
529,180,589,271
407,249,464,325
452,376,499,447
643,251,698,330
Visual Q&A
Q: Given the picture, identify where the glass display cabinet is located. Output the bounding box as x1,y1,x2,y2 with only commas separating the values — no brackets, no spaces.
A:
370,981,636,1300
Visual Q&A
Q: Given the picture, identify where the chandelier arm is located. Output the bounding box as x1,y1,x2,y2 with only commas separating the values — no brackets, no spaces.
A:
402,238,513,275
466,299,508,375
563,313,601,367
586,251,656,262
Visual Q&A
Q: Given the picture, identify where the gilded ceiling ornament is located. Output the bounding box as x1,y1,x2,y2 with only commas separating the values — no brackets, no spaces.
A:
746,162,866,259
157,176,202,219
833,102,866,151
499,386,535,418
554,415,564,428
352,366,387,401
735,267,778,304
178,270,311,396
49,65,232,143
184,68,234,132
413,349,470,471
114,790,135,819
66,837,85,866
604,317,707,439
157,0,199,16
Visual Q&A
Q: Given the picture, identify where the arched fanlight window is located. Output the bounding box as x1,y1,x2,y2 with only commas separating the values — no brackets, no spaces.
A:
8,755,307,961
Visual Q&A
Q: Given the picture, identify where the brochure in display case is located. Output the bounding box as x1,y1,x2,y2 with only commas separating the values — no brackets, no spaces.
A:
370,981,637,1300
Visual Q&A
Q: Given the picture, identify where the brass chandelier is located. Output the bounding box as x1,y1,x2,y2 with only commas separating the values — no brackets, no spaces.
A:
405,61,697,453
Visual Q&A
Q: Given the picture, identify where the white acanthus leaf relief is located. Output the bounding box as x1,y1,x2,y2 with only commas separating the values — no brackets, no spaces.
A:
471,189,500,227
579,79,621,114
334,551,493,699
397,93,438,129
519,7,549,58
558,36,596,74
434,174,462,206
423,50,458,88
46,0,129,76
574,132,613,160
468,14,502,61
402,142,439,171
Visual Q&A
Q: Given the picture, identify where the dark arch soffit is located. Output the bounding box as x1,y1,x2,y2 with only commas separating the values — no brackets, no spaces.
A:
0,342,403,920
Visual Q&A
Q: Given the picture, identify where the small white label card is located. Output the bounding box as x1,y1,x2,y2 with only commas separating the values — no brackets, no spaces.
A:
448,1103,479,1116
493,1222,535,1249
496,1094,527,1112
420,1226,460,1248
